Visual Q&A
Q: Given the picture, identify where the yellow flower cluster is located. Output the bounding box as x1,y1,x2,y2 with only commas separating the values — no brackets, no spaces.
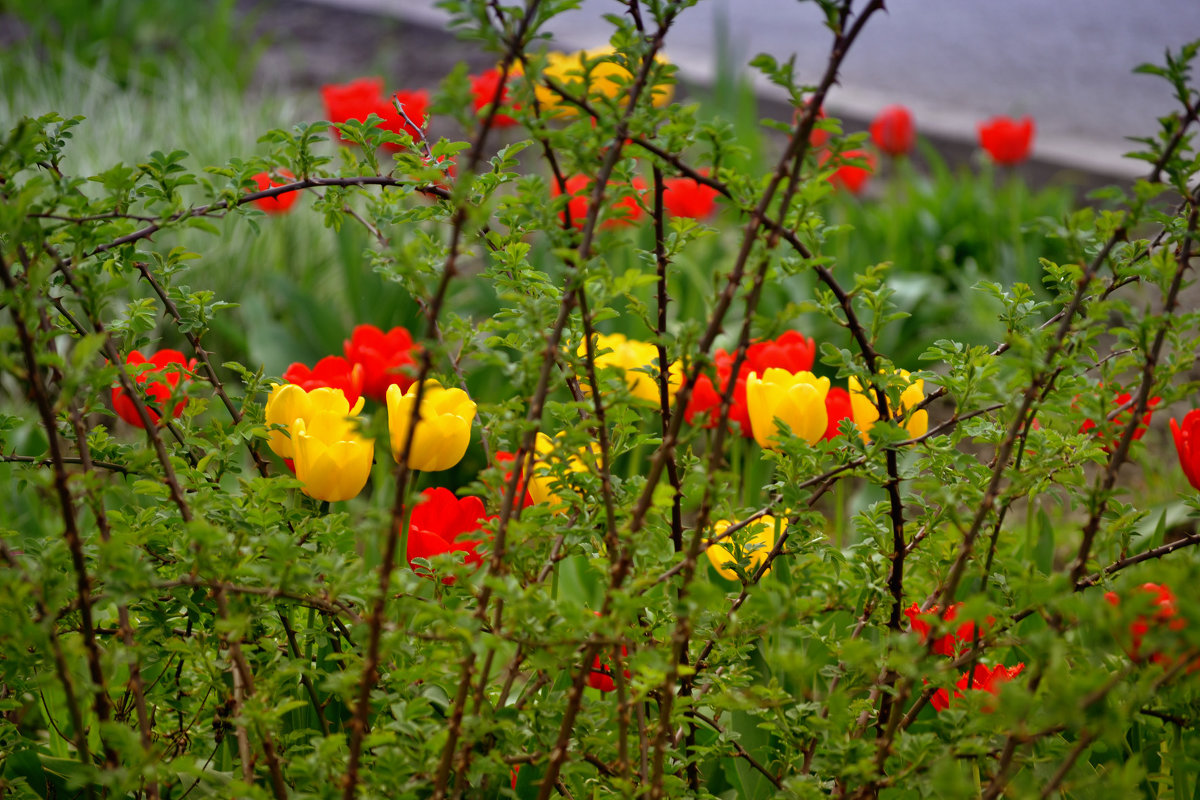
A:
527,432,597,513
579,332,681,405
848,370,928,442
705,516,779,581
265,385,373,502
535,47,673,117
264,379,477,502
744,367,928,449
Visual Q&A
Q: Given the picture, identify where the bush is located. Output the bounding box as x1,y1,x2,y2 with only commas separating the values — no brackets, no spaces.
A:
1,3,1198,798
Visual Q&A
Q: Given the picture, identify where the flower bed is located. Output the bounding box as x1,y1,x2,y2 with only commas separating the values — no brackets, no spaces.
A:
1,3,1199,799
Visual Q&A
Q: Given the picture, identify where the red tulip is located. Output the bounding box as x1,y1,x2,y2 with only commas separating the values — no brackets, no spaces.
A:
684,331,818,437
683,373,722,430
931,663,1025,713
661,175,719,220
470,67,520,128
1105,583,1190,666
869,105,915,157
823,386,853,441
826,149,875,195
282,356,365,408
492,451,534,509
320,78,428,151
1078,388,1160,453
977,115,1035,165
553,174,645,229
343,324,418,403
905,603,993,658
321,78,384,125
405,488,492,584
1170,409,1200,490
746,330,816,376
250,169,299,214
587,612,630,693
111,350,196,428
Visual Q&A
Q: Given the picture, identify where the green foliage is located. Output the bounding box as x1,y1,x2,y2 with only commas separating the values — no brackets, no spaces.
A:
1,4,1200,800
5,0,262,90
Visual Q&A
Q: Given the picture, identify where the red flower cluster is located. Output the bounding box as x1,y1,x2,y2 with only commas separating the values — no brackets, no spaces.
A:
1172,409,1200,490
977,115,1034,165
343,324,419,403
549,170,722,228
112,350,197,428
906,601,1019,713
320,78,429,151
684,331,823,437
904,602,993,657
1078,387,1160,453
283,324,419,407
250,169,299,214
869,105,915,157
469,67,520,128
930,663,1025,713
1104,582,1195,669
405,488,492,584
553,174,646,229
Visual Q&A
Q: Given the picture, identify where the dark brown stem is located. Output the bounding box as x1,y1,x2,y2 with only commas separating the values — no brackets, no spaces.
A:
67,402,160,799
129,261,272,476
80,176,449,262
0,253,120,769
0,538,93,779
211,589,290,800
575,287,621,554
1,452,133,474
1071,196,1196,581
651,167,685,556
937,232,1125,608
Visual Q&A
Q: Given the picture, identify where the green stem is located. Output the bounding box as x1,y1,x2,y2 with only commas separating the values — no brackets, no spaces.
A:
397,470,423,574
1172,722,1189,800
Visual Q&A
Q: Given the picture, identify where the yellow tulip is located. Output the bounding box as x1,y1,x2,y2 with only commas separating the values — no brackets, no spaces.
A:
535,47,673,117
291,411,374,502
579,332,681,405
386,380,477,471
745,368,830,448
706,516,778,581
848,370,928,442
527,432,596,512
264,384,364,459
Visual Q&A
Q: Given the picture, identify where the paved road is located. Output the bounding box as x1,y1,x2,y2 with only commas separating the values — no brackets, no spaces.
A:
316,0,1200,178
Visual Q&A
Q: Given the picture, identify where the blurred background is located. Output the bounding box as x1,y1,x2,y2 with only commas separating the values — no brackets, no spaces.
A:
5,0,1200,180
